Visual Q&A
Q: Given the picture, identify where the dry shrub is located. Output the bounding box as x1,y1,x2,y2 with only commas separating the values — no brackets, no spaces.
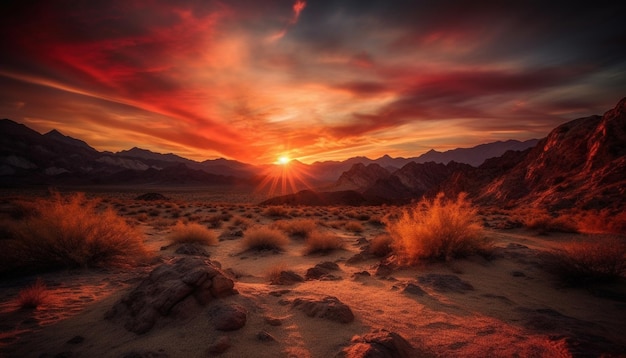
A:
545,237,626,285
265,262,288,283
242,226,289,251
574,210,626,235
18,278,48,309
369,233,393,257
168,221,217,245
16,278,47,308
273,219,318,238
345,221,364,233
386,193,489,265
303,230,344,255
263,206,290,218
1,193,148,274
517,208,578,234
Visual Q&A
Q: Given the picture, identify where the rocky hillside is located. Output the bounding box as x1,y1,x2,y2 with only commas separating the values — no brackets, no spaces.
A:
480,97,626,211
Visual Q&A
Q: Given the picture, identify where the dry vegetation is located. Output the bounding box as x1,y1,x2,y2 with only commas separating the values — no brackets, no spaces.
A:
545,237,626,285
303,230,344,255
242,226,290,251
0,193,147,275
17,278,48,309
386,193,490,265
168,221,218,246
272,218,317,238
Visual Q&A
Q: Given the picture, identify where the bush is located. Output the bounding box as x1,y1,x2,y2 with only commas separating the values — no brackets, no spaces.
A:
242,226,289,251
516,208,578,234
168,221,218,245
545,237,626,285
345,221,364,233
385,193,489,265
1,193,147,274
18,278,48,309
263,206,290,218
369,234,393,257
303,230,344,255
265,262,288,283
273,219,317,238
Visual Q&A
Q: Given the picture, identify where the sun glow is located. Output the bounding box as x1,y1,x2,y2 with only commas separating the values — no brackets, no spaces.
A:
277,156,291,165
256,155,312,197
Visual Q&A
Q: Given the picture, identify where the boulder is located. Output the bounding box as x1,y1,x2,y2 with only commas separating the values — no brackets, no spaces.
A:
336,329,415,358
305,261,340,280
417,274,474,293
208,303,247,331
106,257,236,334
292,296,354,323
270,270,305,285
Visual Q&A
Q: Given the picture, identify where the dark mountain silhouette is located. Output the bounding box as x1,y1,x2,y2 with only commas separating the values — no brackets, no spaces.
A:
44,129,97,152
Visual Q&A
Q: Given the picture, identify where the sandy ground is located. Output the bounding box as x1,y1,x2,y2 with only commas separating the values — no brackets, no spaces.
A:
1,196,625,357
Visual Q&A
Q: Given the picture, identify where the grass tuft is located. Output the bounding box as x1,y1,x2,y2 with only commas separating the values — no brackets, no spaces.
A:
385,193,490,265
242,226,289,251
18,278,48,309
303,230,344,255
1,192,147,275
545,237,626,285
273,219,318,238
168,221,218,245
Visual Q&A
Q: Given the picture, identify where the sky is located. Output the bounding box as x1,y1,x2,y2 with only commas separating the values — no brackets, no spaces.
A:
1,1,625,164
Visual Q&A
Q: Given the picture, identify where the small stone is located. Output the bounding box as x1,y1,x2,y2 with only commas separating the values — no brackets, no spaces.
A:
208,335,231,355
209,304,247,331
256,331,277,342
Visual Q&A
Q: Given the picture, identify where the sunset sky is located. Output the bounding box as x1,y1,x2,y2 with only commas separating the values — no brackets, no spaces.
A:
1,1,625,164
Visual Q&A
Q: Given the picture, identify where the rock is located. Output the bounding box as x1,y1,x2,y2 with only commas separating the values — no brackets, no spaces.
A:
417,274,474,293
106,257,236,334
402,282,427,296
256,330,277,342
135,193,168,201
292,296,354,323
264,316,283,326
336,329,415,358
207,335,231,355
209,303,247,331
174,244,209,257
271,270,305,285
305,261,340,280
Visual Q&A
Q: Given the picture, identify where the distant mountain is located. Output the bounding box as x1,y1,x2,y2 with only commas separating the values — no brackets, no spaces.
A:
44,129,97,152
334,163,390,191
309,139,538,182
117,147,190,163
414,139,539,167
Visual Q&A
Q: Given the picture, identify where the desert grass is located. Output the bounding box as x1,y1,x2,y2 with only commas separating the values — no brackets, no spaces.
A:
386,193,490,265
242,226,289,251
273,219,318,238
369,233,393,257
345,221,364,233
573,210,626,235
303,230,344,255
1,193,148,274
515,208,578,234
18,278,48,309
545,237,626,285
262,206,290,218
265,262,288,283
168,221,218,246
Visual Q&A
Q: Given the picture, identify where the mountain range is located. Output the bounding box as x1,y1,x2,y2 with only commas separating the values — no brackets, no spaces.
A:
2,97,624,213
263,97,626,212
0,118,536,187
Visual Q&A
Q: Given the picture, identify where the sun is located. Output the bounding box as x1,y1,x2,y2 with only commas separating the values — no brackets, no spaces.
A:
277,155,291,165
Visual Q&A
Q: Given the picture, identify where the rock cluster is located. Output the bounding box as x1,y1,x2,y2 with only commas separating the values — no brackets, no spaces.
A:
106,257,236,334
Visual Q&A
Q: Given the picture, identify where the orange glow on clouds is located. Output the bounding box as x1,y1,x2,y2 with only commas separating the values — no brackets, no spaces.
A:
0,1,624,164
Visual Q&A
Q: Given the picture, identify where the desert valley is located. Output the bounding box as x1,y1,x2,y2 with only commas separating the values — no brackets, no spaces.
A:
0,97,624,358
